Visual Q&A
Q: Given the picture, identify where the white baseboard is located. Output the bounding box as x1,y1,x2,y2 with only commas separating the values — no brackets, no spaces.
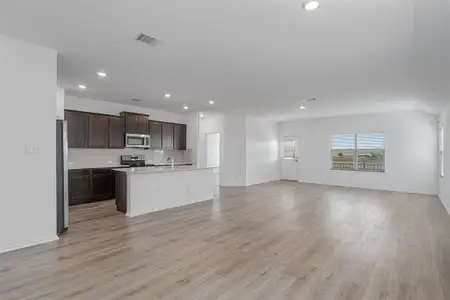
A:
438,195,450,216
0,235,59,254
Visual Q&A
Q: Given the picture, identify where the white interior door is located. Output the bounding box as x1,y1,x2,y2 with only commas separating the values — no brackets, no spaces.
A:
206,133,221,186
206,133,220,168
281,137,299,180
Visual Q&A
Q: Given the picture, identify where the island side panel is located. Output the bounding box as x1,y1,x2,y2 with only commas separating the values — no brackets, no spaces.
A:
114,171,128,214
127,168,216,217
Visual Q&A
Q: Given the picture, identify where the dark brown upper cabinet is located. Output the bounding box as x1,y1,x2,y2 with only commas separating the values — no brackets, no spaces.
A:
162,123,174,149
121,112,149,135
108,116,124,149
88,114,109,148
65,110,89,148
65,110,187,150
174,124,187,150
149,121,162,149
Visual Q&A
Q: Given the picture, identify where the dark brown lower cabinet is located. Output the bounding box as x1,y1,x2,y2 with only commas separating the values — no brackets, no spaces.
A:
69,168,115,206
69,172,92,206
91,170,114,201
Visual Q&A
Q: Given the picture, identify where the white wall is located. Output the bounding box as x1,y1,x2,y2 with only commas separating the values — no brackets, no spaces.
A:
246,118,280,186
56,87,65,119
280,111,438,195
221,115,247,186
206,133,221,168
65,95,187,124
197,112,225,168
186,113,199,164
197,113,280,186
0,34,58,253
439,105,450,213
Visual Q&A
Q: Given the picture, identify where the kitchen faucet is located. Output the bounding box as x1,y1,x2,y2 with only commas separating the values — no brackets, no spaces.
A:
166,156,175,168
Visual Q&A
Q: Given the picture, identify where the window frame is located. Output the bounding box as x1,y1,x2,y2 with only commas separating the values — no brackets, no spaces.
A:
331,133,385,173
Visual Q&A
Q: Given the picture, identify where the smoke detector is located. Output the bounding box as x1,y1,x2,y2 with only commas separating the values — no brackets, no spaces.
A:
135,33,159,46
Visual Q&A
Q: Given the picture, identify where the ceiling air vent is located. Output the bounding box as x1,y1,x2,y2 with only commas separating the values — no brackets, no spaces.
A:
131,98,142,102
135,33,159,46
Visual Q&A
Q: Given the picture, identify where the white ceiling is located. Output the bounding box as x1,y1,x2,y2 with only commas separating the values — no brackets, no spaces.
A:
0,0,449,120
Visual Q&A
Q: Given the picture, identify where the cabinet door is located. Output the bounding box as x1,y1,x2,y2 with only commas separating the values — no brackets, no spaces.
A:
125,115,136,134
91,173,114,202
149,121,162,149
108,116,124,148
122,114,149,134
136,115,149,134
174,124,187,150
69,172,92,206
162,123,174,149
88,114,109,148
65,110,89,148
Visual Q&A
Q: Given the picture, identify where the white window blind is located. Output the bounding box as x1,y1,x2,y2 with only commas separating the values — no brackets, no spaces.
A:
331,134,356,170
331,133,385,172
357,133,385,172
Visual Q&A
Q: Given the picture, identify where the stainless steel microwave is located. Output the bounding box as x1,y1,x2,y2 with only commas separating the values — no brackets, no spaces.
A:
125,134,150,148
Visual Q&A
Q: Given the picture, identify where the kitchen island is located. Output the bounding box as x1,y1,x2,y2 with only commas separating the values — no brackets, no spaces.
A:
113,166,216,217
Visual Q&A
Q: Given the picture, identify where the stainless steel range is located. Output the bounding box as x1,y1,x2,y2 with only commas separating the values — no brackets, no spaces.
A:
120,155,154,167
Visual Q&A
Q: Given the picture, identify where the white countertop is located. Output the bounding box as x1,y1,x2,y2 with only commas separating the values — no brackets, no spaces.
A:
113,166,213,174
68,162,193,170
69,164,129,170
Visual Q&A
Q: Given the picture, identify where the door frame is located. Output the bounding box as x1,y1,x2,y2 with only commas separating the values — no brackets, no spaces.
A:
205,132,221,168
281,136,299,181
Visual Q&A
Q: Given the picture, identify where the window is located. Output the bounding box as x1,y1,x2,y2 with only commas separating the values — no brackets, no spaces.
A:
331,133,385,172
331,134,356,170
283,138,296,159
440,125,444,177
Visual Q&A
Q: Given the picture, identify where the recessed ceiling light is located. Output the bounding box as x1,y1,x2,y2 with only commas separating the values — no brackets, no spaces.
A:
209,100,215,105
199,113,204,119
164,94,171,98
183,105,189,110
302,0,320,11
300,105,306,110
78,84,86,90
97,71,107,77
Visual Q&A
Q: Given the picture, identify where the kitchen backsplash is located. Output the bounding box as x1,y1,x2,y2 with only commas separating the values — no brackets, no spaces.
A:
68,148,192,169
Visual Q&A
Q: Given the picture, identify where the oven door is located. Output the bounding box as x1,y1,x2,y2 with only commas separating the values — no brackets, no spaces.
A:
126,134,150,148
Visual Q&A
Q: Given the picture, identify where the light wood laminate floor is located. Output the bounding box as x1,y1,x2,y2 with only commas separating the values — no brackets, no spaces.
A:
0,182,449,300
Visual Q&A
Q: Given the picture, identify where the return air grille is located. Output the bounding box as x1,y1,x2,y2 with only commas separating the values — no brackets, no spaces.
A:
136,33,159,46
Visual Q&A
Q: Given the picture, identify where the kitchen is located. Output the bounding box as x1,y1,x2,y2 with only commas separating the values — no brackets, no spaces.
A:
56,95,216,234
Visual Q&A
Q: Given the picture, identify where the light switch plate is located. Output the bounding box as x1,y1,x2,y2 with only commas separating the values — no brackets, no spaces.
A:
26,145,40,154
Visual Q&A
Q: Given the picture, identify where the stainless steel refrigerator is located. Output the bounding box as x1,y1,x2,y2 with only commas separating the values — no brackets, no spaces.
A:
56,119,69,234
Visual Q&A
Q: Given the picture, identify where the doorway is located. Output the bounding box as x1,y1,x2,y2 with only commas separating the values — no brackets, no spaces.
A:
206,133,221,186
281,137,299,181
